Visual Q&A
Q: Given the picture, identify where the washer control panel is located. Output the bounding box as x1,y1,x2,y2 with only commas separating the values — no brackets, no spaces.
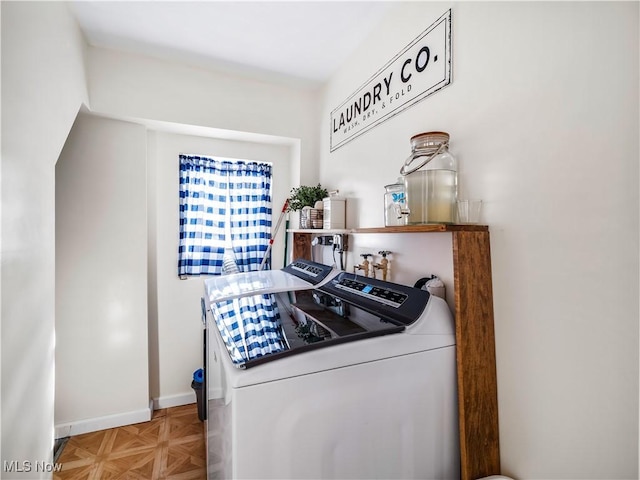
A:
319,272,430,326
334,278,407,308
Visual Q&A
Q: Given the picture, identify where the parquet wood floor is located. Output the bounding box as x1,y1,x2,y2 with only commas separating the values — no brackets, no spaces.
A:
54,404,206,480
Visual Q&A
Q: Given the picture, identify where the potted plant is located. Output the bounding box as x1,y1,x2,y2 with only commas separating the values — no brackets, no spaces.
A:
287,184,328,228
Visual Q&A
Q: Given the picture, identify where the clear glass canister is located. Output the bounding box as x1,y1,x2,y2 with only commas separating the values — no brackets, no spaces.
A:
384,179,407,227
400,131,457,224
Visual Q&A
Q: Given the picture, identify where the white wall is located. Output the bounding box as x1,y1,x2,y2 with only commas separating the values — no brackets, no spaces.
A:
55,113,150,436
85,44,321,409
1,1,89,475
148,131,294,406
87,46,321,187
320,2,639,479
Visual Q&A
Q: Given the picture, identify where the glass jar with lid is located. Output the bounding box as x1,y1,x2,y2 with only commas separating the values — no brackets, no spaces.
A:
400,131,457,224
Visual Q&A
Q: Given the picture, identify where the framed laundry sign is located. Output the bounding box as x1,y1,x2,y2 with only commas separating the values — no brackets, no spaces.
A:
330,9,452,152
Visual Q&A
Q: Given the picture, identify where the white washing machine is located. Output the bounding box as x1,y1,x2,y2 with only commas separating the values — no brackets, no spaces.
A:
203,259,459,479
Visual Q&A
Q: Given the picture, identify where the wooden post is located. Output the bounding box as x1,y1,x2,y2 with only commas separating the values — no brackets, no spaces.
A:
453,230,501,480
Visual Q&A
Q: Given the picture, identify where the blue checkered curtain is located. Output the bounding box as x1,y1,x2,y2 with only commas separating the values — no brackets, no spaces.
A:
180,156,284,364
211,293,286,365
179,156,274,275
178,155,227,276
227,160,273,271
217,161,285,364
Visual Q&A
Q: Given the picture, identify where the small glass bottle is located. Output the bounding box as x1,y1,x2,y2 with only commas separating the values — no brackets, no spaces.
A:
400,131,457,224
384,179,407,227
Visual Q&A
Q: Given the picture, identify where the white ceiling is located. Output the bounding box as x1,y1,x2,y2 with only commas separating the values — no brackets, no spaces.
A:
69,1,393,87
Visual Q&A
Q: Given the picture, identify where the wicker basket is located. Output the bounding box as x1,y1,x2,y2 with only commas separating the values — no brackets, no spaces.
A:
300,208,323,229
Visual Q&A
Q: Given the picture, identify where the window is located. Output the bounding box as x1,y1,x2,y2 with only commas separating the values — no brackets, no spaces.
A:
178,154,273,276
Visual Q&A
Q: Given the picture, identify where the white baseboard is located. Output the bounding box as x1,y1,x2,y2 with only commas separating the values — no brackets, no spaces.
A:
152,387,223,410
152,392,196,410
55,389,225,438
55,401,153,439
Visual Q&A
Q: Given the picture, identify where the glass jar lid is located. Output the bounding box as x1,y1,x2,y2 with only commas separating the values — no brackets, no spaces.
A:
401,131,451,175
410,131,450,151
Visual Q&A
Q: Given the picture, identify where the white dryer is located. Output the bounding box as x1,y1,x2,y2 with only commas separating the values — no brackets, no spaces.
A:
203,259,459,479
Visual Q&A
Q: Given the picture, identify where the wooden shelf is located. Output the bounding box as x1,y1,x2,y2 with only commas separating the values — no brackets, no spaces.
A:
354,224,489,234
286,228,351,234
288,224,488,234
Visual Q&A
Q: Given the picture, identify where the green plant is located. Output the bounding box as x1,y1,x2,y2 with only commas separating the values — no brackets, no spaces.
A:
286,184,328,212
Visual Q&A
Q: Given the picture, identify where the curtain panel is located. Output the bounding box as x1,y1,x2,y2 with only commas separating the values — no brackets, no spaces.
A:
179,154,283,364
178,155,273,276
227,160,273,271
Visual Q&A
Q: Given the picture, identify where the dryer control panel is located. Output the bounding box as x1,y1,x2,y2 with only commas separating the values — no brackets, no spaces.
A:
283,259,335,285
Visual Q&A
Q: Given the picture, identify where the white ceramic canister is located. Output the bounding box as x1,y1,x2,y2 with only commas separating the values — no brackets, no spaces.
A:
323,191,346,229
400,131,458,224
